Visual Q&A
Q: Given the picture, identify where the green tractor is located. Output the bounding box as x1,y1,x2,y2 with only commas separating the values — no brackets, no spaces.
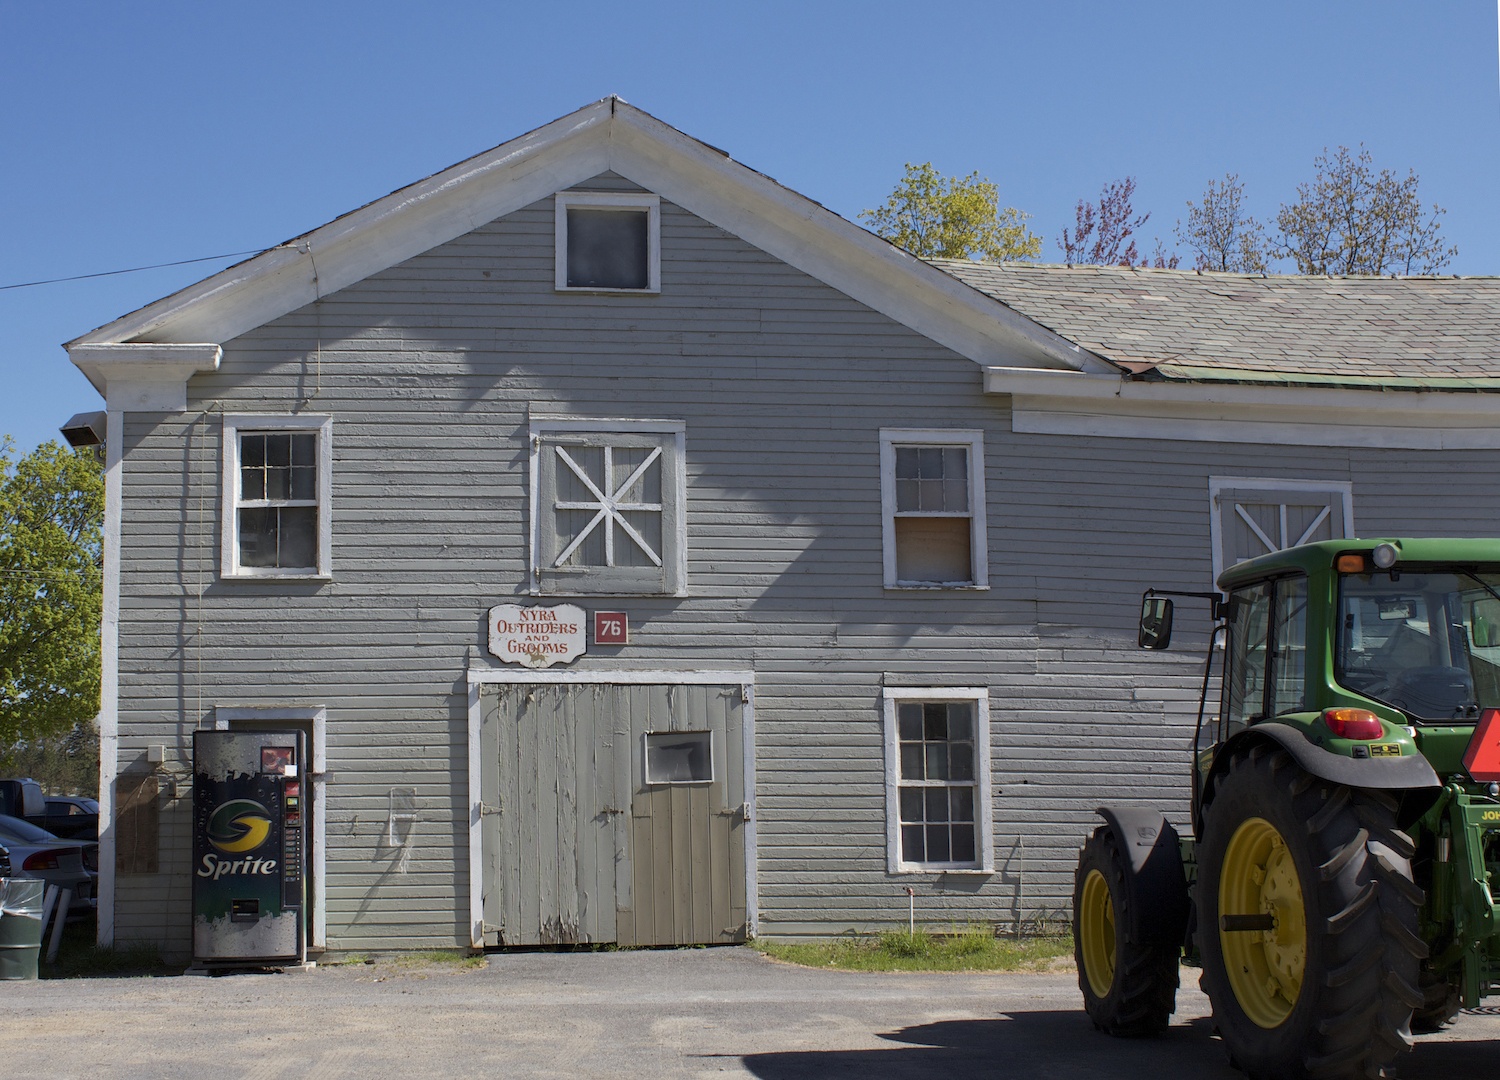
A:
1073,538,1500,1079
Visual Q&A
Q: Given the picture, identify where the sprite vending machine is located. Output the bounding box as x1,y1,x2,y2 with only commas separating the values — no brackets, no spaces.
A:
192,730,306,964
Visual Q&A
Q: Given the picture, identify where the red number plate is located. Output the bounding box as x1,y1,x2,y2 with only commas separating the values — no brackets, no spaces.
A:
594,611,628,645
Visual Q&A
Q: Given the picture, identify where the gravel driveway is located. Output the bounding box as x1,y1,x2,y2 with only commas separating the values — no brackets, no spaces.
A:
3,947,1497,1079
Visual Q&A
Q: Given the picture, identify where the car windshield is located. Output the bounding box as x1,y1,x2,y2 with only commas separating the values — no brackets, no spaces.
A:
0,813,59,843
1338,569,1500,722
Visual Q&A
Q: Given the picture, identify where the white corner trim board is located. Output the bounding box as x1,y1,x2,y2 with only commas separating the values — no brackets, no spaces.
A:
96,409,124,948
68,343,222,412
65,98,1096,375
985,366,1500,449
464,666,758,946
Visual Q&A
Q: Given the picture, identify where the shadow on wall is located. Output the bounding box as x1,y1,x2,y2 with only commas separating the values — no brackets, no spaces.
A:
738,1014,1499,1080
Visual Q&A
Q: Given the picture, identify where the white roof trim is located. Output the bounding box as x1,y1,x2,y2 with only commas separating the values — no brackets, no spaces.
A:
985,366,1500,449
66,98,1105,375
70,343,222,411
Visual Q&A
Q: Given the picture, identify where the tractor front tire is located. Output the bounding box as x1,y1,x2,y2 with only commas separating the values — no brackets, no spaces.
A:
1410,962,1461,1033
1073,825,1180,1037
1199,745,1425,1080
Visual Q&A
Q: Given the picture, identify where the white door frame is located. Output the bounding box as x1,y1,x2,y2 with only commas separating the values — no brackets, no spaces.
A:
466,668,756,947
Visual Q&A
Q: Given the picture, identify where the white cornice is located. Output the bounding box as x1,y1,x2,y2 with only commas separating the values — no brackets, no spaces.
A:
68,343,223,412
65,98,1105,375
984,367,1500,449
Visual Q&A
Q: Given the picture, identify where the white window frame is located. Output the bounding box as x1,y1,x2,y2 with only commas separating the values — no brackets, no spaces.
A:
642,729,715,786
879,429,988,590
528,416,687,597
221,414,333,580
882,686,993,874
1208,475,1354,586
554,191,661,294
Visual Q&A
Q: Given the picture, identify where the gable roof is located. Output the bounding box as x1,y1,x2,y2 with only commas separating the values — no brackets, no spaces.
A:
67,97,1113,388
932,260,1500,391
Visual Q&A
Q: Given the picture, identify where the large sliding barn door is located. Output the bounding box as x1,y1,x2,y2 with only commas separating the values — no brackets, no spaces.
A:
479,682,747,946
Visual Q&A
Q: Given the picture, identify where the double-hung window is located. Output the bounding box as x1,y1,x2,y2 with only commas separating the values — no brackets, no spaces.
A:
221,414,332,578
880,430,988,588
529,418,686,596
882,687,993,873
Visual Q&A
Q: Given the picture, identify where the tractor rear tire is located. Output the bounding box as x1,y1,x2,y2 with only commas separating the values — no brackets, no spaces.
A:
1073,825,1180,1036
1198,744,1425,1080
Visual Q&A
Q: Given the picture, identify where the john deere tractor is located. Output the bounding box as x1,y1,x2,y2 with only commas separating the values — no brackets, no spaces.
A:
1073,538,1500,1079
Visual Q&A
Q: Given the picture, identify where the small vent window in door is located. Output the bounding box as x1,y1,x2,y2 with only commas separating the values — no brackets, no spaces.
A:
645,731,713,784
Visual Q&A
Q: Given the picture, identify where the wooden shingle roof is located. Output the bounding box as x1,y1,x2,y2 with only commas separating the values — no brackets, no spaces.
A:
931,260,1500,388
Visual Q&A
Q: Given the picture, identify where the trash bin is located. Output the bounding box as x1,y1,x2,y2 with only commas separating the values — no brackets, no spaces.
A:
0,878,46,980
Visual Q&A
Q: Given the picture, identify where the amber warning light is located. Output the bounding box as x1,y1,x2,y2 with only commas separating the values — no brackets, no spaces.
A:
1463,708,1500,783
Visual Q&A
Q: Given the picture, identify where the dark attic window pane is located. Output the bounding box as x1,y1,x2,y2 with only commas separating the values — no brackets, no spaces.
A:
567,209,649,289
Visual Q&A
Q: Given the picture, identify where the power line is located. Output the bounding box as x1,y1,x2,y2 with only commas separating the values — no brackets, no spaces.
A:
0,249,268,292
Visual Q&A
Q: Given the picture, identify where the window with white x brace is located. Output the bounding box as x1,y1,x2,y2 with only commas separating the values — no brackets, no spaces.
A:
528,418,687,596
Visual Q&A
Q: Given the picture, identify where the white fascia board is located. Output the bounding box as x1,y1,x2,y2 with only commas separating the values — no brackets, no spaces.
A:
67,98,1104,378
68,343,222,411
68,102,616,347
606,107,1105,373
985,366,1500,450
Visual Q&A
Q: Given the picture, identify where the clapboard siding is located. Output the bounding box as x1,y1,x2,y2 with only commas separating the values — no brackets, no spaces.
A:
107,170,1500,953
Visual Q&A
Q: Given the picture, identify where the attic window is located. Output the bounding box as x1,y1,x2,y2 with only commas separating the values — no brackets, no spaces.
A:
555,192,660,293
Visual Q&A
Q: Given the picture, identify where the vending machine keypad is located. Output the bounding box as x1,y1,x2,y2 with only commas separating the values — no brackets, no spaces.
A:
283,776,303,907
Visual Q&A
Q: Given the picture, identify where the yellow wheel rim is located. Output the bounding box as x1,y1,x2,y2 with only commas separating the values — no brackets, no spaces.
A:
1219,817,1307,1028
1079,868,1117,998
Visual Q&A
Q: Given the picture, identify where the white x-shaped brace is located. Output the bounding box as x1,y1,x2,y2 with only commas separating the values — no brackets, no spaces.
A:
553,445,664,568
1236,502,1331,555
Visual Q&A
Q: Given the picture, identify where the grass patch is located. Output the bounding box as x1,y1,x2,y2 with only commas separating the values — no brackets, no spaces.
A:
753,928,1073,973
387,949,486,969
40,918,175,979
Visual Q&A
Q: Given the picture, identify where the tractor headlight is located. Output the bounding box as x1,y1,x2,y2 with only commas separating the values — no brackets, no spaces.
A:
1372,542,1398,570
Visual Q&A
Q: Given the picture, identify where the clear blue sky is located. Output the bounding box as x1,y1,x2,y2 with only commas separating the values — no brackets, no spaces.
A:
3,1,1496,455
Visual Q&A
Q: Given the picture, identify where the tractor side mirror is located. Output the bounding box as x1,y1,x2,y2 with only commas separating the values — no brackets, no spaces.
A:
1139,596,1174,650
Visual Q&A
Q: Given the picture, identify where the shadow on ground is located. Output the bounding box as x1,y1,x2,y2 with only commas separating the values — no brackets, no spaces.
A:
738,1012,1500,1080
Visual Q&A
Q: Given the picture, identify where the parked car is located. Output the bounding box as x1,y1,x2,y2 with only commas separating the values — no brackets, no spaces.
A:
0,814,93,913
41,796,100,841
0,780,99,840
0,842,11,878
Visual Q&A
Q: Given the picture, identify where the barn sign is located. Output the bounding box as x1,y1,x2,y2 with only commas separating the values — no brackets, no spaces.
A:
488,603,586,668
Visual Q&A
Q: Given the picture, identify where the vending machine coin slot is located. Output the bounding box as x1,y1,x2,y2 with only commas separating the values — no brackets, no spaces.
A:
231,898,260,923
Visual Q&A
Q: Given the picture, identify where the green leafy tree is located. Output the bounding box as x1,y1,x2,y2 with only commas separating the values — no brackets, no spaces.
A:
1175,174,1270,273
1274,145,1456,275
860,162,1042,262
2,721,99,795
1,438,103,752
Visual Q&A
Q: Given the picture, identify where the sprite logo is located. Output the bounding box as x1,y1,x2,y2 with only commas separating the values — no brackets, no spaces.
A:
207,799,273,854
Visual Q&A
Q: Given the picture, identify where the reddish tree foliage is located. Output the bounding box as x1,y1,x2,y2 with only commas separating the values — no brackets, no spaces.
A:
1059,177,1178,268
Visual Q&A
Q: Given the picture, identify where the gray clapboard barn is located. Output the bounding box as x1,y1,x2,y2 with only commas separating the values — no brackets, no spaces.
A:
61,98,1500,958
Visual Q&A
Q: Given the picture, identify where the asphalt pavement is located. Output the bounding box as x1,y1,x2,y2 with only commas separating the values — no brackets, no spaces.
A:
2,947,1497,1079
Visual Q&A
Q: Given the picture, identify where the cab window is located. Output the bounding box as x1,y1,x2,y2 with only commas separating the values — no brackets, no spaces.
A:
1222,575,1308,741
1224,583,1271,739
1271,576,1309,716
